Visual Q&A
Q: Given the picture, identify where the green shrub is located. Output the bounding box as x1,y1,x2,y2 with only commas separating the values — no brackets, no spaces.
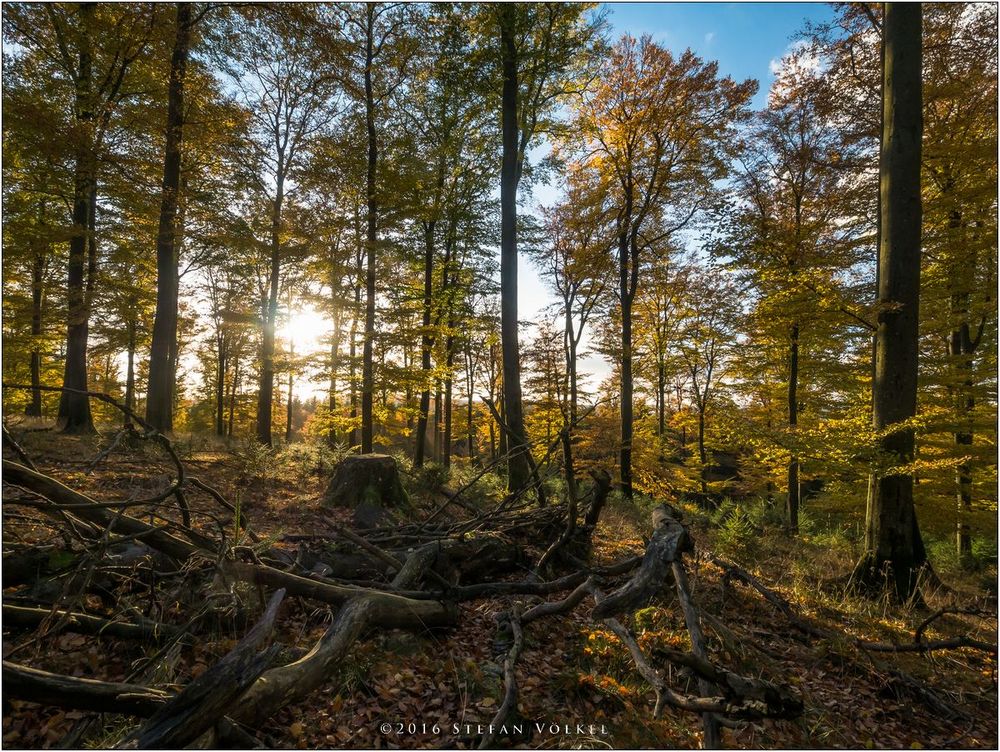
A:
714,505,756,562
232,438,274,483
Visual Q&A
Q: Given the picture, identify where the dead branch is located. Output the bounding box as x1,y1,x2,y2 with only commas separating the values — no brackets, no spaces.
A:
479,607,525,750
2,424,37,470
2,604,179,642
122,589,286,749
3,460,204,562
2,660,169,717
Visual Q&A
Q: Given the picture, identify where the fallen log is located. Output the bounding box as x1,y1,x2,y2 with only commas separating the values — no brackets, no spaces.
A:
224,543,459,732
219,560,456,629
479,608,525,750
123,589,286,749
672,557,721,747
2,604,178,642
3,461,204,562
2,660,169,717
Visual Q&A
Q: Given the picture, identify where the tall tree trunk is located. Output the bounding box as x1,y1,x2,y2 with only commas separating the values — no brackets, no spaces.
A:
618,225,635,499
466,347,476,460
58,8,96,434
443,336,455,471
146,2,191,432
124,320,136,421
215,334,227,437
657,358,666,460
285,343,294,443
26,216,46,417
414,222,435,466
697,407,707,495
227,352,239,438
360,5,378,454
498,9,531,492
256,168,284,447
786,323,800,533
853,2,927,602
433,383,442,462
349,255,362,449
563,303,578,499
328,305,343,446
945,208,982,560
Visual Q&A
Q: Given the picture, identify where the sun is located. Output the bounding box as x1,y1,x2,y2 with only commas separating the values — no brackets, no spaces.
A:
277,304,332,355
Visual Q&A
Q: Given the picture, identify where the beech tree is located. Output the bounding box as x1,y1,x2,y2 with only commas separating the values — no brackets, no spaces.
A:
485,2,602,492
852,2,928,602
4,3,156,432
570,34,754,497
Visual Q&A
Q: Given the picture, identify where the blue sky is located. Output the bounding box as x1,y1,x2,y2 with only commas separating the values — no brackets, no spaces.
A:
603,3,837,109
518,2,838,386
520,2,839,317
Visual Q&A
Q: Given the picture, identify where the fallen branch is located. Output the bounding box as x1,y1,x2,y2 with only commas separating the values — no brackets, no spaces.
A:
226,542,457,732
2,604,179,642
3,461,205,562
123,589,286,748
2,660,169,717
479,608,525,750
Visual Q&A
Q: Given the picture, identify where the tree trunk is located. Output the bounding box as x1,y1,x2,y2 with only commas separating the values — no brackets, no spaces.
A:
414,223,435,467
328,305,343,446
124,320,136,420
618,231,634,499
285,344,294,443
697,408,707,495
215,334,227,437
499,8,531,493
256,168,284,447
146,2,191,432
443,341,454,470
464,344,476,460
26,222,46,417
58,9,96,434
657,360,666,451
854,3,927,602
786,322,800,534
946,209,981,560
227,352,239,438
564,303,578,498
360,6,378,454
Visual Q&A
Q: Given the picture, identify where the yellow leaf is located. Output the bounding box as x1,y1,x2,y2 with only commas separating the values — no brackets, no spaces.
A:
290,721,304,739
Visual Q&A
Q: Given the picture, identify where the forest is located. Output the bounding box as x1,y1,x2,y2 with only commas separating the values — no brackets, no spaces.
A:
0,2,997,749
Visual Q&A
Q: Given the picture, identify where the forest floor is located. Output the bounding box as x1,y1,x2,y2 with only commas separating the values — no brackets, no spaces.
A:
2,428,997,750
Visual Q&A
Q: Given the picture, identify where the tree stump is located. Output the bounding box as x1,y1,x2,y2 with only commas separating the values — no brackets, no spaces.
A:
321,454,409,528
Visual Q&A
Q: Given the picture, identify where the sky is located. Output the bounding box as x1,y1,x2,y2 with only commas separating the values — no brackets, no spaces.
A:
515,1,838,389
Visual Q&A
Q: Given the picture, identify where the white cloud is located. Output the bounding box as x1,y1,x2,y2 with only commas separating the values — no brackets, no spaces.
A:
768,39,819,78
704,31,715,44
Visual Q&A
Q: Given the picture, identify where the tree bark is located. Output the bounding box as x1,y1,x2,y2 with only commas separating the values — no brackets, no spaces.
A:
256,166,284,446
361,5,379,454
124,319,136,420
58,6,97,434
227,351,239,437
215,333,227,436
285,343,294,443
946,208,980,560
786,322,800,534
414,223,436,467
146,2,191,432
853,2,927,602
26,218,46,417
499,8,531,493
